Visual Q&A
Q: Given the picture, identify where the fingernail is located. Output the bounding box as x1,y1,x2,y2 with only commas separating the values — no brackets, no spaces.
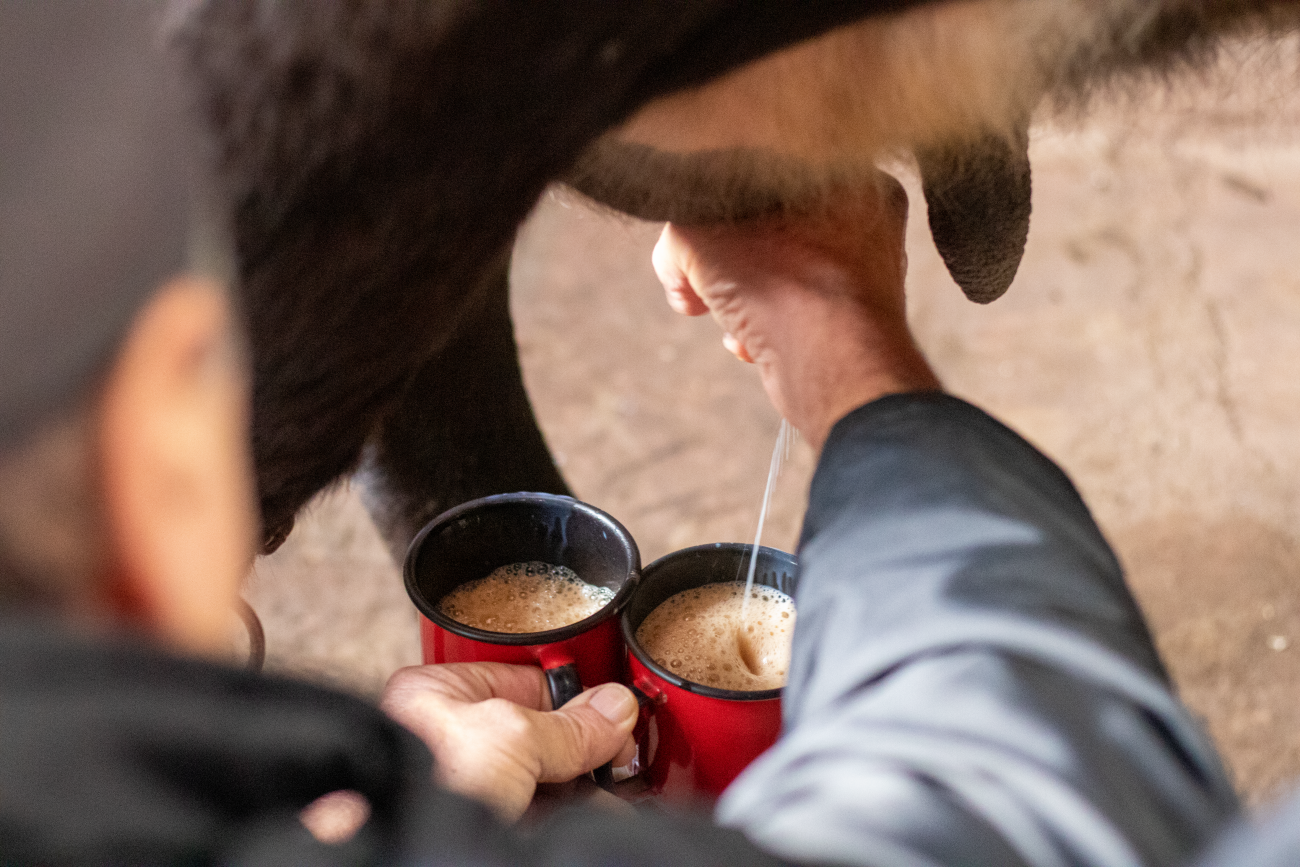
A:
613,750,641,782
588,684,637,723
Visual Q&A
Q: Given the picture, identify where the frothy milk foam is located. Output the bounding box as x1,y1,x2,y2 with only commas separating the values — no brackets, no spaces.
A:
439,562,615,633
636,581,795,691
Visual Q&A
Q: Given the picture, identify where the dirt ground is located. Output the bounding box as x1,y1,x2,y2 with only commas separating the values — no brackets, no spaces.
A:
248,55,1300,808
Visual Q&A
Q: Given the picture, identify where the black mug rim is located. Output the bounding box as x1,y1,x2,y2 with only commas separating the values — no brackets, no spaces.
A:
622,542,797,702
404,492,641,646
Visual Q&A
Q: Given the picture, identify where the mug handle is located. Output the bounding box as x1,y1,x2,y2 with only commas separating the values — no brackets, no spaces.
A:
627,676,665,784
544,662,583,708
538,652,616,791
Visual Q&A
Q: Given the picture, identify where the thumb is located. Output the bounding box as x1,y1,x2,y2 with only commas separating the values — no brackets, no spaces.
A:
532,683,639,783
653,224,710,316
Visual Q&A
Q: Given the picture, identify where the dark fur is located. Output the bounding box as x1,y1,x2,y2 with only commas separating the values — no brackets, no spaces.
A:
355,254,569,564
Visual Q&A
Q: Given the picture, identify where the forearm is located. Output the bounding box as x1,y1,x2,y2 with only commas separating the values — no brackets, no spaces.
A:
756,290,940,452
719,393,1238,867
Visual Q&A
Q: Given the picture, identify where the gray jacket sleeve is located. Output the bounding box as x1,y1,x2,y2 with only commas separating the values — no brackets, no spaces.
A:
716,393,1239,867
1192,787,1300,867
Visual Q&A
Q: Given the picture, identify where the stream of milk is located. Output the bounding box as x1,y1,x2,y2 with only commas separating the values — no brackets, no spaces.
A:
740,419,793,624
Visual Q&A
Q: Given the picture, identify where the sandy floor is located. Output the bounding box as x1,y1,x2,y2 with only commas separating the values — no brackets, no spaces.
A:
249,56,1300,807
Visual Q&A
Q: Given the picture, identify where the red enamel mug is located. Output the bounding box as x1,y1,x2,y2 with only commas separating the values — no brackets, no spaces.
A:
621,543,798,802
404,493,641,774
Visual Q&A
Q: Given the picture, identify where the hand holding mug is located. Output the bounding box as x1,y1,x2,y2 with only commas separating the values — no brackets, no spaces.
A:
382,662,638,821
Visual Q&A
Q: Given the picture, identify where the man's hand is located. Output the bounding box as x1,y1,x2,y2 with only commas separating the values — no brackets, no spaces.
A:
380,663,638,821
652,171,940,451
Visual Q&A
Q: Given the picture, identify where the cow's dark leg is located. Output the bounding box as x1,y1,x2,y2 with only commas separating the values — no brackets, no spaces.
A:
356,251,570,563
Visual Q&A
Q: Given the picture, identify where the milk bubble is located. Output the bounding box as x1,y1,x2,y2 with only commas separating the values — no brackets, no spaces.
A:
438,562,615,633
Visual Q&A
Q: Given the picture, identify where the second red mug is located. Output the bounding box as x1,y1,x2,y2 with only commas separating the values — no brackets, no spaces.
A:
621,543,799,802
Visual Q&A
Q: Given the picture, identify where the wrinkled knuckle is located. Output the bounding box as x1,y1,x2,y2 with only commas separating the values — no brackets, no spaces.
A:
563,712,601,757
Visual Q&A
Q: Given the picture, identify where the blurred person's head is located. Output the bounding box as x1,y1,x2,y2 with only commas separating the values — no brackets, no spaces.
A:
0,2,254,656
